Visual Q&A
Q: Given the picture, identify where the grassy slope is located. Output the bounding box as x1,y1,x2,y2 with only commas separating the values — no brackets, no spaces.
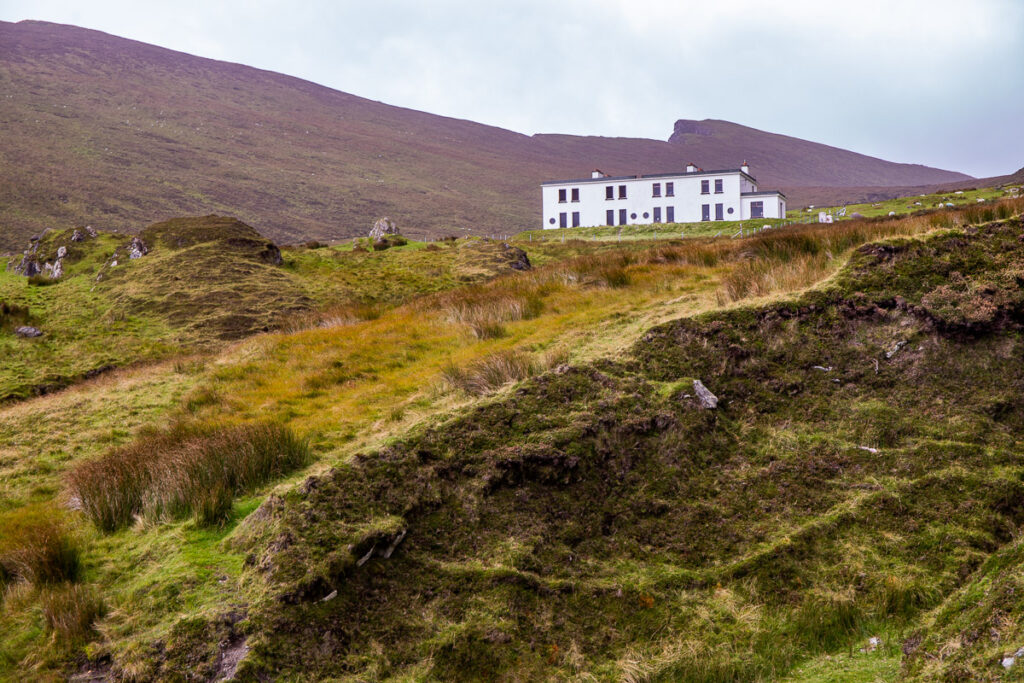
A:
2,205,1023,680
0,217,536,401
214,217,1024,682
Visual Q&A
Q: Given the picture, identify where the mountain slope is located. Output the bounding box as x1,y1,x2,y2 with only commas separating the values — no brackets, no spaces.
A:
0,20,972,251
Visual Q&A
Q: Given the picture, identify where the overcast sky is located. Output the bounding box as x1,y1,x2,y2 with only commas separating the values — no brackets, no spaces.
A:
2,0,1022,177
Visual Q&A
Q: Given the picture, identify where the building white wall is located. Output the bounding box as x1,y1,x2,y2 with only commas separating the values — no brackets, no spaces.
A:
740,194,787,220
541,170,772,229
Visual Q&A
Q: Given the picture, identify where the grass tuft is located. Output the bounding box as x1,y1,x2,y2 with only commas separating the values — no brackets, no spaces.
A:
0,504,82,585
39,583,106,645
441,348,567,395
67,421,310,531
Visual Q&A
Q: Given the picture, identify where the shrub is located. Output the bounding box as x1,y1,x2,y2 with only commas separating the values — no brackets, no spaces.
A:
67,421,310,530
39,583,106,644
0,504,82,585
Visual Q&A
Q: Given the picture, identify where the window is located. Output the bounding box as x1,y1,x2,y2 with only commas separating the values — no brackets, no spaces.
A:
548,218,556,225
619,208,627,225
715,203,724,221
571,188,580,203
701,180,710,194
666,206,675,222
714,179,723,194
653,207,662,223
605,186,614,200
751,201,764,218
652,182,661,198
618,185,627,199
606,209,615,225
666,182,674,197
572,211,580,227
558,189,567,203
727,207,734,215
642,212,649,219
702,204,710,221
559,212,567,228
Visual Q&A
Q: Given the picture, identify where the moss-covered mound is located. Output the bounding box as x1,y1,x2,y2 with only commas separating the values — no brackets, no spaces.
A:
108,216,304,342
139,215,283,265
206,219,1024,681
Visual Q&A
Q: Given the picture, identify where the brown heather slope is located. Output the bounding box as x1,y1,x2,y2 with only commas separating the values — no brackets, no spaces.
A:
0,20,973,251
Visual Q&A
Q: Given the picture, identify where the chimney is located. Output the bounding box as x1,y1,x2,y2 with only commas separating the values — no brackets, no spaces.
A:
685,162,697,173
741,160,750,175
591,169,604,179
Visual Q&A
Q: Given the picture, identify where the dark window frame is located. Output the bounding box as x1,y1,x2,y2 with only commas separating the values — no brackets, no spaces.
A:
618,185,627,199
605,186,614,200
606,209,615,225
666,206,675,222
751,201,764,218
571,211,580,227
700,180,710,195
666,182,674,197
715,203,724,221
559,212,567,228
619,208,627,225
701,204,710,221
558,189,567,203
714,179,723,194
571,188,580,203
653,207,662,223
652,182,661,198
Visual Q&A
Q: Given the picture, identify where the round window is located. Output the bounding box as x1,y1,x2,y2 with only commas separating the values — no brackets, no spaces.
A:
727,207,735,215
549,218,556,224
643,212,650,219
630,213,637,219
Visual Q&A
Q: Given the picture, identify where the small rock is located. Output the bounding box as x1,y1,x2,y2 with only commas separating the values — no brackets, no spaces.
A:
56,246,67,259
14,326,42,338
693,379,718,409
1003,656,1015,669
71,229,84,242
888,211,897,217
886,341,908,359
128,236,148,259
858,446,879,454
320,589,338,602
812,365,833,372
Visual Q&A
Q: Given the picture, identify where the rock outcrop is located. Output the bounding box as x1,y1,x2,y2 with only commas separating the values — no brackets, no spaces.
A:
369,217,399,242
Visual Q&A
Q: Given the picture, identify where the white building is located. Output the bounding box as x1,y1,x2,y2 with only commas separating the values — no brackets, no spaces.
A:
540,162,786,229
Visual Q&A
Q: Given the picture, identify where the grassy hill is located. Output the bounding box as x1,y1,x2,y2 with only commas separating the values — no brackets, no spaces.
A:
0,215,538,401
2,199,1024,680
0,20,974,252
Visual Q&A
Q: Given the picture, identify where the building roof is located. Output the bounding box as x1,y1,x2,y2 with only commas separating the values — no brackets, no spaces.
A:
741,190,788,199
541,168,756,186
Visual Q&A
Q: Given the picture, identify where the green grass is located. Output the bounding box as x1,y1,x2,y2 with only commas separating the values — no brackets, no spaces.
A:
2,205,1024,679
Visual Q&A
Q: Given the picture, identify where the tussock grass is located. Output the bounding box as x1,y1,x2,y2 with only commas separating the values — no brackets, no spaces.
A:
441,348,568,395
439,289,544,339
0,504,82,585
280,302,382,334
67,421,310,530
39,583,106,644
